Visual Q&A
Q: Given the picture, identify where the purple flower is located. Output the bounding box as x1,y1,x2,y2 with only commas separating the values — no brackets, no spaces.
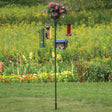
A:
67,11,69,14
59,10,64,13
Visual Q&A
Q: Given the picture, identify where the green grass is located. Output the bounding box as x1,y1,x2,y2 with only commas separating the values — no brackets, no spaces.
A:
0,82,112,112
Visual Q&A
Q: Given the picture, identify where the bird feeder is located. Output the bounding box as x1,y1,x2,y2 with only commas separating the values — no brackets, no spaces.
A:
66,24,71,36
39,28,45,48
45,24,52,39
54,39,68,49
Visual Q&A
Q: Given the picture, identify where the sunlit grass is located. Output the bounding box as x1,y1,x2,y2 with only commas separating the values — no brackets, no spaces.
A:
0,82,112,112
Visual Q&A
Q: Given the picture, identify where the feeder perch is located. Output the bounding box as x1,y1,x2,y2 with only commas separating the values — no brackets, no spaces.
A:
54,39,68,49
45,24,52,39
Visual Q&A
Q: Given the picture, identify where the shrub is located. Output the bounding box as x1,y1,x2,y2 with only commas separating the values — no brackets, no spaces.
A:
86,63,111,82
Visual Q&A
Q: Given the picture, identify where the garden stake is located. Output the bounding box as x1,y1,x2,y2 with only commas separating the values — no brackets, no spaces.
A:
45,2,69,110
54,19,57,110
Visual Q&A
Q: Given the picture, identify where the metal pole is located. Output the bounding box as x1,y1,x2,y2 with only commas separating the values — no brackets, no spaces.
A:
54,19,57,110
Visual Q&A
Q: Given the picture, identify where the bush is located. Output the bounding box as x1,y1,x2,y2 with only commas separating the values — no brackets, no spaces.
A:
86,63,111,82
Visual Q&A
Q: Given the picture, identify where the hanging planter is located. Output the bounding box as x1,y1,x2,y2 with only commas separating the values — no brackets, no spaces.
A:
43,2,69,19
51,9,61,19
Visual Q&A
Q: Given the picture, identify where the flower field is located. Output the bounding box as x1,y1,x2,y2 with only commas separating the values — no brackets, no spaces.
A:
0,4,112,82
0,71,77,83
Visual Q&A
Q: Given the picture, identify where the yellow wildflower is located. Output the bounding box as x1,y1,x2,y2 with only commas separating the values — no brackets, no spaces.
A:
57,54,61,60
103,46,106,49
22,55,26,61
47,52,50,55
29,52,33,59
52,52,55,58
96,57,99,61
106,36,110,41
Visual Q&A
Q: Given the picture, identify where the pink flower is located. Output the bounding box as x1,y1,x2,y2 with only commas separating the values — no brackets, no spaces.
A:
46,10,48,13
62,6,65,9
55,5,58,10
59,10,64,13
60,3,62,7
16,61,19,64
42,11,45,14
56,3,59,6
50,10,52,12
65,6,67,10
48,2,55,8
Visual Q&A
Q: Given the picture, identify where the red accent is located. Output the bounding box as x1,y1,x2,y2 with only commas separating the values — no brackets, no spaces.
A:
66,24,71,36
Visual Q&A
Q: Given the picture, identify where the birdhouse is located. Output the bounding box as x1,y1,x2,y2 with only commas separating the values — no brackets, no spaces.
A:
54,39,68,49
39,28,45,48
45,24,52,39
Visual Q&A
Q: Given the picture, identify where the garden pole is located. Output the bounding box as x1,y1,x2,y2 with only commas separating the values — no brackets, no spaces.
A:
54,19,57,110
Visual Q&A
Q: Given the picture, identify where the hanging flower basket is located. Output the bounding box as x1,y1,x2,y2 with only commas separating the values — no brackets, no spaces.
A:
51,9,61,19
43,2,69,19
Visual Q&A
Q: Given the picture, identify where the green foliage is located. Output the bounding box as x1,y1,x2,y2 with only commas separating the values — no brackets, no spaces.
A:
0,3,112,82
0,0,43,7
0,0,112,10
86,63,111,82
0,6,111,26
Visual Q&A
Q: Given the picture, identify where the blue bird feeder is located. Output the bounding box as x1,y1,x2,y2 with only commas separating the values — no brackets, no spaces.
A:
54,39,68,49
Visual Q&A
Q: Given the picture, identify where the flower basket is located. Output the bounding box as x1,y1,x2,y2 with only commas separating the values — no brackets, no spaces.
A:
43,2,69,19
51,9,61,19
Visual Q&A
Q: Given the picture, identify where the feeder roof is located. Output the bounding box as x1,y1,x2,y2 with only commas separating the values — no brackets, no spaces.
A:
54,39,68,43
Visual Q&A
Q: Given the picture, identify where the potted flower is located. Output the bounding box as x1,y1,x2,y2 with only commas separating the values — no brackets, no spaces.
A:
43,2,69,19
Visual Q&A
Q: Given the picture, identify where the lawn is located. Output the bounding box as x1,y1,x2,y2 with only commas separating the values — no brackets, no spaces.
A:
0,82,112,112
